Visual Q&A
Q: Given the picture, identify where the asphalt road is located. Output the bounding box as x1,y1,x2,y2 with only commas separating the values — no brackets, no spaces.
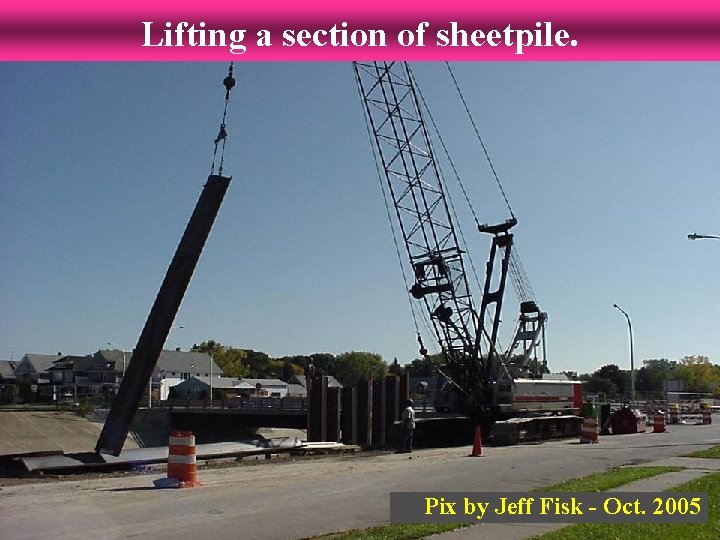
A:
2,422,719,540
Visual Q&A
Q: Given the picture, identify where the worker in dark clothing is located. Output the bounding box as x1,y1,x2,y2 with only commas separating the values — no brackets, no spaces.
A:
397,399,416,453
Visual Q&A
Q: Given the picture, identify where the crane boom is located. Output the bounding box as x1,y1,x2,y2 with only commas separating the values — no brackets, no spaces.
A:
354,61,516,413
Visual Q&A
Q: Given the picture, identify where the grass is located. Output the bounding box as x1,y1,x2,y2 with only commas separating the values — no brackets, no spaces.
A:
536,466,683,493
686,445,720,459
302,467,680,539
535,471,720,540
301,523,466,540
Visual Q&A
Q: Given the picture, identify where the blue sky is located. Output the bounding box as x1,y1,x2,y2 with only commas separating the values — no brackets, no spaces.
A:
1,62,718,375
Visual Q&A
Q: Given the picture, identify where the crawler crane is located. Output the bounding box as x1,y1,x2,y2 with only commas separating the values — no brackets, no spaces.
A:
353,62,582,444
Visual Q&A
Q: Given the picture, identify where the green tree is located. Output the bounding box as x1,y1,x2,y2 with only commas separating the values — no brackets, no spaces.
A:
276,356,318,379
582,376,619,397
635,358,675,394
333,351,387,385
191,341,249,378
243,349,272,378
405,353,445,377
675,355,719,394
389,357,404,376
307,353,337,377
594,364,629,397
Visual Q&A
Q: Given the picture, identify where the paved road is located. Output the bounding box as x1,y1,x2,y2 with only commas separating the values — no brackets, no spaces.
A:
2,423,719,540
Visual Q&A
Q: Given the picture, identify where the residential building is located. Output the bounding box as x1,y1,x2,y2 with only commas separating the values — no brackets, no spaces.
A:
0,359,17,383
13,353,63,401
171,377,290,400
236,378,288,398
14,353,63,384
95,349,223,401
171,376,242,400
0,360,18,403
48,355,90,400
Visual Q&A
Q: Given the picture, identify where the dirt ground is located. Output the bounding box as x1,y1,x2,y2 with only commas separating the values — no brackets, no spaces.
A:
0,410,139,456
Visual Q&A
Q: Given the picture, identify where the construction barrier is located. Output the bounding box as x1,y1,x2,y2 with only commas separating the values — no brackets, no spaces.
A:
679,400,703,415
644,400,666,416
702,409,712,425
579,417,598,444
652,412,666,433
668,404,680,424
166,430,201,488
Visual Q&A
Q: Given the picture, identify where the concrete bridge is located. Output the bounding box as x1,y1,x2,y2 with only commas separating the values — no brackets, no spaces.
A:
160,396,307,416
129,398,309,447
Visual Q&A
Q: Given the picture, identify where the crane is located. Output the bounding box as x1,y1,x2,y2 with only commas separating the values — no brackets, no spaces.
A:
352,61,517,417
354,61,582,441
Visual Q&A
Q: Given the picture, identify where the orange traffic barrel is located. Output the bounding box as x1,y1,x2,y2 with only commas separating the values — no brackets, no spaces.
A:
652,412,666,433
167,430,201,487
579,417,599,444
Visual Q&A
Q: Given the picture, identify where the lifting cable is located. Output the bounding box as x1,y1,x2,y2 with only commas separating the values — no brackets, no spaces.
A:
211,62,236,176
408,67,485,298
444,62,538,308
411,66,510,355
444,62,515,221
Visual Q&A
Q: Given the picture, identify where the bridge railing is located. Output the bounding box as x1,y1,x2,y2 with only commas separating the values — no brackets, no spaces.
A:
162,396,308,412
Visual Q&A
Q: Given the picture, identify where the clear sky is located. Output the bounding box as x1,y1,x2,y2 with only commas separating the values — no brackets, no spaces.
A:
1,62,718,375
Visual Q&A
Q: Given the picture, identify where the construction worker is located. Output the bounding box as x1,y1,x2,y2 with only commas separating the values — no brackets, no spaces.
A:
397,399,416,453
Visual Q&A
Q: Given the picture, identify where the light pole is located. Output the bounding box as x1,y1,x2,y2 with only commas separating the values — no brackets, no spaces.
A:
688,232,720,241
612,304,635,406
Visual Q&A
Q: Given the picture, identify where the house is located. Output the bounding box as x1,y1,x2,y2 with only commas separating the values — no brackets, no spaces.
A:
48,355,100,400
286,374,343,387
171,376,241,400
0,360,18,403
13,353,63,401
236,378,289,398
286,383,307,398
96,349,223,401
171,377,291,400
14,353,63,384
0,360,17,383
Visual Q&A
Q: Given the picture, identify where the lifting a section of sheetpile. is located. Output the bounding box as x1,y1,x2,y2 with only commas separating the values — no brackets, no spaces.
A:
353,62,583,445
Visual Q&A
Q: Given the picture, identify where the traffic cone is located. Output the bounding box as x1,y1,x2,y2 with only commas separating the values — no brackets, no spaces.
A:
469,424,483,457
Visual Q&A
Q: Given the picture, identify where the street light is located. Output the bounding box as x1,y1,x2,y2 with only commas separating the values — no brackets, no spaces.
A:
688,233,720,241
612,304,635,406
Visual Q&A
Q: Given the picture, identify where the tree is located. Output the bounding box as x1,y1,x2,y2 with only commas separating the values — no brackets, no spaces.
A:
405,353,445,377
389,358,404,376
191,341,249,378
675,355,719,394
635,358,675,394
243,349,272,378
333,351,387,385
307,353,337,377
594,364,629,397
582,376,619,397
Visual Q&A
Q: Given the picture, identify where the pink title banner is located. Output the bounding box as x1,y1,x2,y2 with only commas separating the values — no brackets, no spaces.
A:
2,1,720,61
